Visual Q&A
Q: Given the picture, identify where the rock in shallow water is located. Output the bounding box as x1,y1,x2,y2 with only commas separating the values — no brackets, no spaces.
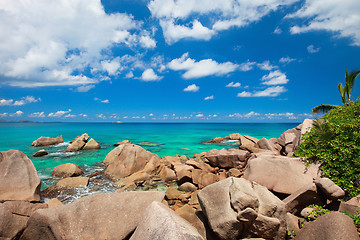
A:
31,136,63,147
52,163,84,178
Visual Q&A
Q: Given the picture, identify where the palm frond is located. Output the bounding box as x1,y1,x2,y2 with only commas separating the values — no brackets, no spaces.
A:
312,104,339,114
338,83,346,105
345,69,360,101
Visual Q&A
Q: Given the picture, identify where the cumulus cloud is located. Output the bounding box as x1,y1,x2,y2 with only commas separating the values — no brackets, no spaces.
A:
125,71,134,78
48,109,71,118
184,84,200,92
307,45,320,53
204,95,214,100
101,58,121,76
10,110,23,117
141,68,163,81
0,0,139,87
237,86,286,97
76,85,95,92
148,0,298,44
0,96,41,106
168,53,238,79
257,61,277,71
29,112,45,118
226,82,241,88
139,35,157,49
239,60,256,71
195,113,204,117
287,0,360,46
94,97,109,103
261,70,289,85
279,56,296,64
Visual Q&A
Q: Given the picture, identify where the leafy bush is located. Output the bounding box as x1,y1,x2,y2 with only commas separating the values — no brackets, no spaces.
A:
295,101,360,198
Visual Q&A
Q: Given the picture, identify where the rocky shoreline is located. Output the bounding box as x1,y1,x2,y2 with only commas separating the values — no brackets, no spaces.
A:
1,119,359,240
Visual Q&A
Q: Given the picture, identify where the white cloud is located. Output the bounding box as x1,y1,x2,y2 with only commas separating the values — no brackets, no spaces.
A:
101,58,121,76
0,113,8,117
125,71,134,78
141,68,163,81
239,60,256,71
0,0,139,87
149,113,154,116
257,61,277,71
244,111,260,118
10,110,23,117
168,53,238,79
148,0,298,44
184,84,200,92
94,97,109,103
195,113,204,117
279,57,296,64
159,19,215,44
76,85,95,92
226,82,241,88
139,35,157,49
261,70,289,85
287,0,360,46
237,86,286,97
64,114,76,118
48,109,71,118
29,112,45,118
204,95,214,100
273,26,282,34
96,114,106,119
307,45,320,53
0,96,41,106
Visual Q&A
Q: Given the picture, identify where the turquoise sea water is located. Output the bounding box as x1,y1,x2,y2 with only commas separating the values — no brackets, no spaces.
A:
0,122,298,190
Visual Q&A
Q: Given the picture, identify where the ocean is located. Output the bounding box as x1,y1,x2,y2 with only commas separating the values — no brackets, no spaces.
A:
0,122,299,196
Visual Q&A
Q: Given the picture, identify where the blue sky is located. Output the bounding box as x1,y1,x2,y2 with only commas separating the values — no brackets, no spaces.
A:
0,0,359,122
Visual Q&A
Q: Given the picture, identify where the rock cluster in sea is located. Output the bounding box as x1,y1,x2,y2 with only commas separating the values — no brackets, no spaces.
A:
1,119,359,240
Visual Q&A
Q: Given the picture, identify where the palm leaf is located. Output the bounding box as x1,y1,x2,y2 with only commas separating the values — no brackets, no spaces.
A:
338,83,346,105
312,104,339,114
345,69,360,102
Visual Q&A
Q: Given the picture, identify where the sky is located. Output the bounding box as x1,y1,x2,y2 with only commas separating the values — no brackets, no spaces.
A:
0,0,359,122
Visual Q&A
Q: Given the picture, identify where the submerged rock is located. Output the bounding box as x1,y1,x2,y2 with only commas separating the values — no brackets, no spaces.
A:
0,150,41,202
31,136,63,147
137,141,164,147
32,149,49,157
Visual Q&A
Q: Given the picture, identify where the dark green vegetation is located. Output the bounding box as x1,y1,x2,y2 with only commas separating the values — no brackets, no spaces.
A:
296,101,360,198
312,69,360,114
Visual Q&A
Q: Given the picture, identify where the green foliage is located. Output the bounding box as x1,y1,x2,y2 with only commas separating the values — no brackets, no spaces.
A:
345,211,360,233
304,204,331,221
295,102,360,198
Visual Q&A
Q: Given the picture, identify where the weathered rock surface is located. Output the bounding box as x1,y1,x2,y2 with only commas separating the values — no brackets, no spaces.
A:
243,153,321,195
114,140,131,146
31,136,63,147
255,138,277,152
294,212,359,240
130,201,204,240
203,148,250,169
198,177,287,240
65,138,86,152
0,203,28,239
283,183,324,214
45,198,63,208
52,163,84,178
103,144,159,180
83,138,101,150
0,150,41,202
32,149,49,157
158,165,177,182
314,177,345,201
192,169,219,189
20,191,165,240
70,133,89,143
55,176,89,188
179,182,198,192
3,201,47,217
